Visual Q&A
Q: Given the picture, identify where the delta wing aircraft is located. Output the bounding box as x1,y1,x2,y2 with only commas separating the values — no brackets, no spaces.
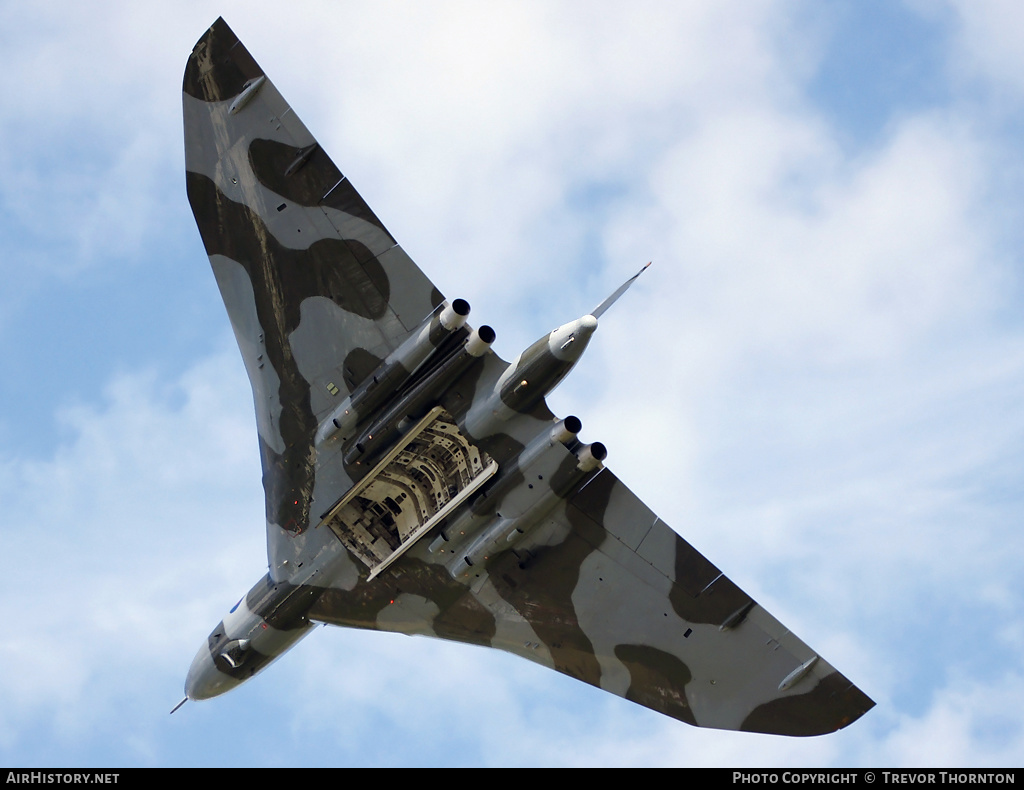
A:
178,17,874,735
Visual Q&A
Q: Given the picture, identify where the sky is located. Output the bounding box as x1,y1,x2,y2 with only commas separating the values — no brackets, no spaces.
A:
2,0,1024,768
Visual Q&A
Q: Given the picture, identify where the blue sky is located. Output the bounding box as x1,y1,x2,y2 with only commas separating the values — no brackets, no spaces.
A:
3,0,1024,767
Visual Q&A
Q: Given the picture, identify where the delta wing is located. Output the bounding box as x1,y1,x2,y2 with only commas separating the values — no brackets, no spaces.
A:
181,18,873,736
184,19,447,572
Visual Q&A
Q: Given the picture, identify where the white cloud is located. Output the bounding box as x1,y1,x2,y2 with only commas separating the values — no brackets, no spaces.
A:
0,344,264,756
877,671,1024,767
943,0,1024,101
4,0,1024,767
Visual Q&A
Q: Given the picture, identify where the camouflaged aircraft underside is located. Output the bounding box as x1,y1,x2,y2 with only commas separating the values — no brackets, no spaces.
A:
178,17,874,736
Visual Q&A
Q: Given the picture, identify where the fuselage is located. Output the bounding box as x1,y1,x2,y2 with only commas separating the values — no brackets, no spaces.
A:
185,312,602,700
186,573,317,699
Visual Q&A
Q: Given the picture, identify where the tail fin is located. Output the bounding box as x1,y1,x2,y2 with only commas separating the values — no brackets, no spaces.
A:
591,262,652,318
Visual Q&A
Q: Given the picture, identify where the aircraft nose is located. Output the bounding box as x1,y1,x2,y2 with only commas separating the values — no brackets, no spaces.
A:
185,644,240,701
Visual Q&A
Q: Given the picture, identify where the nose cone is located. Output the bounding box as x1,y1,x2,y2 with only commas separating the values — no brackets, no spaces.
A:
185,644,241,701
548,314,598,362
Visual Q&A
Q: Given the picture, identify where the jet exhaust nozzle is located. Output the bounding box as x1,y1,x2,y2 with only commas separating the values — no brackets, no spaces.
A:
317,299,474,446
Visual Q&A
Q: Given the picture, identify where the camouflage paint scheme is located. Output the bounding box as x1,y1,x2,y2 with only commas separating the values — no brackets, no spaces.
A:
181,18,873,736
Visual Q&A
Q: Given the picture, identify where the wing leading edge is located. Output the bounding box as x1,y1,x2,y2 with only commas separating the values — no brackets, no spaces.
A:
517,467,872,735
183,18,873,736
184,18,446,568
307,447,873,735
